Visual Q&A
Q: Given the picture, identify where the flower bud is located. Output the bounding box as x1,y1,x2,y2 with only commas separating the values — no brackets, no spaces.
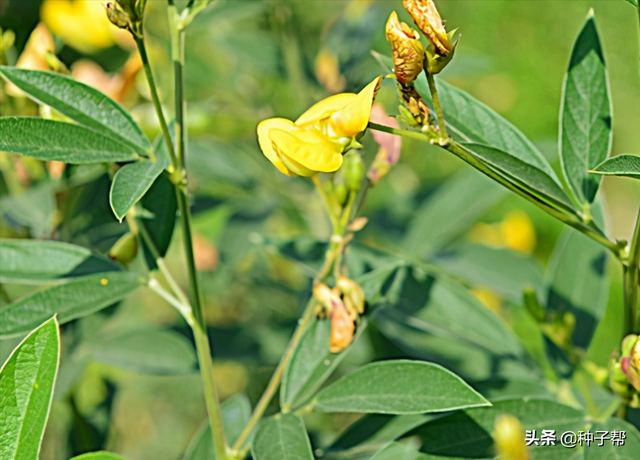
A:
109,232,138,265
337,276,365,316
399,84,429,126
424,32,457,74
330,299,355,353
493,415,529,460
385,12,425,85
106,3,131,30
623,335,640,392
403,0,452,55
343,152,364,193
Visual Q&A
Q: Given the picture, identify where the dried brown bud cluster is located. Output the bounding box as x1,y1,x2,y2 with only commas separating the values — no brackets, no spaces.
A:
399,83,429,127
403,0,452,55
385,12,424,85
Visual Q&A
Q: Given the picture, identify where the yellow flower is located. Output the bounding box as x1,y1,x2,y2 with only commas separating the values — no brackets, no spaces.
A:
385,12,425,84
467,211,536,255
40,0,130,53
403,0,451,55
257,76,382,176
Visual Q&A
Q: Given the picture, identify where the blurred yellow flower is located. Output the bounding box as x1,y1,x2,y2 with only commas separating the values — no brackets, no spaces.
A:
6,23,54,96
403,0,451,55
257,76,382,176
467,211,536,255
41,0,131,53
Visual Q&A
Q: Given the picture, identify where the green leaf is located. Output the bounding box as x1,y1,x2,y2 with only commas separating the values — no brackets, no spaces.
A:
409,398,586,459
0,272,143,338
281,318,367,410
314,360,489,415
546,227,609,351
0,67,151,156
326,413,432,457
370,442,427,460
69,452,129,460
109,126,172,221
402,170,506,258
0,317,60,460
91,328,196,374
433,243,544,303
372,269,544,396
140,172,177,269
590,154,640,180
433,80,559,182
460,142,577,214
184,394,252,460
252,413,314,460
625,0,639,6
559,14,612,205
0,118,139,164
585,418,640,459
0,239,120,284
110,160,168,221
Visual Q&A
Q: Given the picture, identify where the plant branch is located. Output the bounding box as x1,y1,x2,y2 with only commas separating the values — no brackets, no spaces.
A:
426,72,448,138
137,9,229,457
623,207,640,333
232,295,317,454
135,36,179,170
367,123,622,257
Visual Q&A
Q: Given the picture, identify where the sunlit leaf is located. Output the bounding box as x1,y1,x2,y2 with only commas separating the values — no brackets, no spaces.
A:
590,154,640,180
252,413,314,460
0,317,60,460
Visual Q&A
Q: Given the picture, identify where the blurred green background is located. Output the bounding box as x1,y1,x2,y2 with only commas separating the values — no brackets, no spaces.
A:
0,1,639,459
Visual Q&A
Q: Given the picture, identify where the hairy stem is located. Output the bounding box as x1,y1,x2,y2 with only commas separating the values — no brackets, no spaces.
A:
426,72,448,138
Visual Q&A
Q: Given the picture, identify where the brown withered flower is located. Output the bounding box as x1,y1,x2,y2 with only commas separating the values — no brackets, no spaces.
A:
385,11,424,84
403,0,451,55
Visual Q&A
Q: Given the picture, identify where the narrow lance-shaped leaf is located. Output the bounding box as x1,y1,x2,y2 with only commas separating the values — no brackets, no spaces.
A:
559,13,612,206
252,414,314,460
0,67,151,156
69,453,129,460
0,239,120,284
590,154,640,180
0,118,139,164
0,317,61,460
314,360,490,414
0,272,143,338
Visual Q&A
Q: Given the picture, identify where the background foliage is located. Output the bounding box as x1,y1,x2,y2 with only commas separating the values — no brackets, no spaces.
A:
0,1,639,459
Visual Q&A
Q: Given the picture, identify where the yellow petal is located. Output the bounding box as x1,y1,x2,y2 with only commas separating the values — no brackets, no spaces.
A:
257,118,297,176
269,128,343,173
295,93,356,126
329,76,382,138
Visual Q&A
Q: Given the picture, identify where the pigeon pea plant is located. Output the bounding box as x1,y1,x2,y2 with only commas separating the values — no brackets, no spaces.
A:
0,0,639,459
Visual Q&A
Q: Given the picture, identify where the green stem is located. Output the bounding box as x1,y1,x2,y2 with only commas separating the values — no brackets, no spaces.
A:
426,72,448,138
139,9,229,457
623,207,640,334
232,296,317,453
367,123,622,258
135,36,179,170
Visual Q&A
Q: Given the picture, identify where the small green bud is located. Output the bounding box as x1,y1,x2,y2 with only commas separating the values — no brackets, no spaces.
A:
343,152,364,193
334,183,348,206
109,232,138,265
424,31,458,74
106,3,131,30
622,334,638,357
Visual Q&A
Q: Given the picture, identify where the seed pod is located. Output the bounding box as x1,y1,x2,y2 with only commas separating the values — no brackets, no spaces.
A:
343,152,364,193
109,232,138,265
